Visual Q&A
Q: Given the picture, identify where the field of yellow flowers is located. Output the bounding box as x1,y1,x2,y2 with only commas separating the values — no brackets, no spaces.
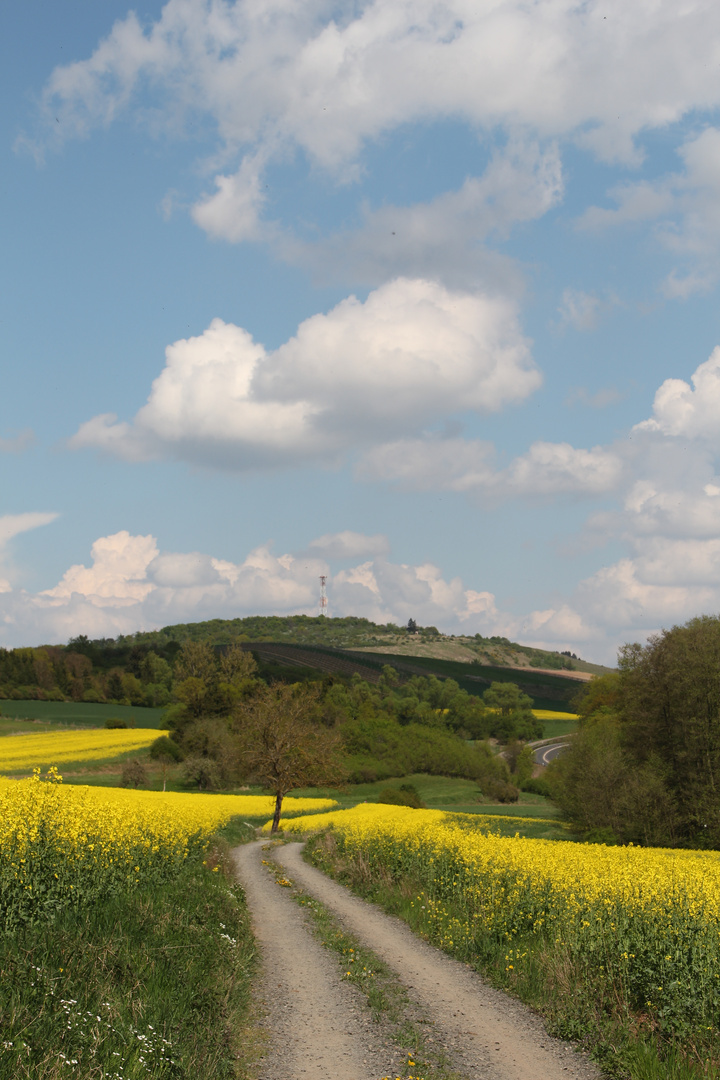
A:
291,803,720,1041
0,769,335,928
0,728,160,771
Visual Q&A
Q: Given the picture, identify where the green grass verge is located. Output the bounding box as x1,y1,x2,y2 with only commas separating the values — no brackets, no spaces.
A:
0,700,166,728
290,773,565,837
0,830,260,1080
305,834,719,1080
537,717,580,740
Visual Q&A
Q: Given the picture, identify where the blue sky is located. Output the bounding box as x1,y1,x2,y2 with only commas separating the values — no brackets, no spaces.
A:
3,0,720,662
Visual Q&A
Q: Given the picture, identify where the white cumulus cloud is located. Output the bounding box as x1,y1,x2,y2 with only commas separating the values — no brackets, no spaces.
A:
357,436,622,498
634,346,720,442
0,529,535,648
70,278,539,469
43,531,158,605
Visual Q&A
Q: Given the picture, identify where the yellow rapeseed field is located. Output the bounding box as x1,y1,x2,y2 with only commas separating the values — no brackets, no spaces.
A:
531,709,579,720
0,728,160,772
0,770,336,928
269,801,560,833
286,803,720,1034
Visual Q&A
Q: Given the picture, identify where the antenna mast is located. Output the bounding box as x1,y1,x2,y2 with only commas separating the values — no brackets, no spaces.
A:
318,575,328,617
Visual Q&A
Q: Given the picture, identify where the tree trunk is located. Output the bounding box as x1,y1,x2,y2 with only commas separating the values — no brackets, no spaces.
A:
271,791,283,833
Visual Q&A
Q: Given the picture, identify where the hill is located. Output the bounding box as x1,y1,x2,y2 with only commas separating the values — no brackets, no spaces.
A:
127,615,601,712
0,615,607,715
126,614,612,676
238,642,583,712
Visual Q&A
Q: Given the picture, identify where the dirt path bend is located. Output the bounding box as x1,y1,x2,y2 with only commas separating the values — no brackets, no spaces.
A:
273,842,602,1080
232,842,402,1080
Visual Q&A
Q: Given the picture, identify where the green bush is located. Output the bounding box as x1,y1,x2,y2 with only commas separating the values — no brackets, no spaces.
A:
104,717,128,729
480,777,519,803
149,734,184,761
521,776,552,797
376,783,426,808
82,688,105,703
343,714,506,783
119,759,147,789
183,756,222,791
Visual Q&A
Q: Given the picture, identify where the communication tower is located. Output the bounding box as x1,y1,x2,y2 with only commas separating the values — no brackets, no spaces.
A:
318,575,328,617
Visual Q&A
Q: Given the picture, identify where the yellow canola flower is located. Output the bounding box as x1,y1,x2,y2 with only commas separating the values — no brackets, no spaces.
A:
279,802,720,1033
0,728,160,771
531,710,579,720
267,802,559,833
0,772,337,928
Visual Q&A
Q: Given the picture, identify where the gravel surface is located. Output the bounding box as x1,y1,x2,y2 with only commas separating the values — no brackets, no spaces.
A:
234,840,604,1080
232,842,406,1080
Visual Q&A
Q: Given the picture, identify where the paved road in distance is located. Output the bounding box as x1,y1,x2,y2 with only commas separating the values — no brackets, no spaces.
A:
533,742,568,766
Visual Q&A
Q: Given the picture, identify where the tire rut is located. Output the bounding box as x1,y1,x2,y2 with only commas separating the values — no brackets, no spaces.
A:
272,842,604,1080
232,841,405,1080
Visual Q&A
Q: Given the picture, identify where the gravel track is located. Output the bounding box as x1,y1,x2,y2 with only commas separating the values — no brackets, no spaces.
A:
233,840,603,1080
232,842,404,1080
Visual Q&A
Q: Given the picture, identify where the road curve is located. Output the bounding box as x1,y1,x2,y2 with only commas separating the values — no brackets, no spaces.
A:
273,842,602,1080
533,741,569,766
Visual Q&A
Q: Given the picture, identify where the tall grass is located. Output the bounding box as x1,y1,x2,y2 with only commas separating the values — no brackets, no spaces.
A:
0,770,273,1078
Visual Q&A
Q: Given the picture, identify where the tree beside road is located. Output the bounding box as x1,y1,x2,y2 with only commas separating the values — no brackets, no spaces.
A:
547,615,720,848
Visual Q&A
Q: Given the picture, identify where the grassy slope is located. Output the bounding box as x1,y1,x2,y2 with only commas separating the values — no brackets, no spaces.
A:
126,614,613,673
291,773,568,840
350,637,613,676
536,716,579,739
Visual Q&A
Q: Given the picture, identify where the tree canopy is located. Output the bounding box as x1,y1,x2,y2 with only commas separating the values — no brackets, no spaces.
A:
548,614,720,847
234,683,347,831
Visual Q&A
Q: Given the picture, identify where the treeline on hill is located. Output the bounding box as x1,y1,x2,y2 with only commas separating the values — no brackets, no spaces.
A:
0,617,582,716
123,641,542,800
81,614,576,671
0,637,182,707
547,613,720,850
0,618,574,709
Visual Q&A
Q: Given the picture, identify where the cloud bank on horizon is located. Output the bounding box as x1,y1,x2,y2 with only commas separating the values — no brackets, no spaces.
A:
0,526,588,653
6,0,720,664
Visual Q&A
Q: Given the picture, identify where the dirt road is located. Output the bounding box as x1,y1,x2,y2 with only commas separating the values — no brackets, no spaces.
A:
233,840,603,1080
233,842,405,1079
